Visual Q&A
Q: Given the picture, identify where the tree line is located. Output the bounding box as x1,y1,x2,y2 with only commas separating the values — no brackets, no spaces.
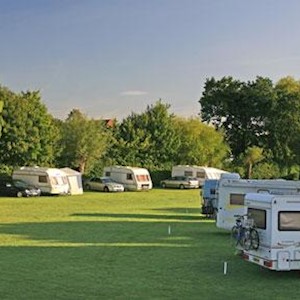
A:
200,75,300,179
0,75,300,181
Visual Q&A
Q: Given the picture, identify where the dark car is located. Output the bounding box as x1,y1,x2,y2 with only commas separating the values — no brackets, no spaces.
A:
0,179,41,197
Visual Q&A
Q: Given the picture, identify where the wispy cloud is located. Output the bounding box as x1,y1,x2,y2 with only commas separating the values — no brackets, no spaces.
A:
120,90,148,96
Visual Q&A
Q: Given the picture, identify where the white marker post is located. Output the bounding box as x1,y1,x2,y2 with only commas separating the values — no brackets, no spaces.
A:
168,225,171,235
223,262,228,275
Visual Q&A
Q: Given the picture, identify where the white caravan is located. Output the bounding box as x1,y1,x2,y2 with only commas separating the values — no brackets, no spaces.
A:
61,167,83,195
171,165,227,187
103,166,153,191
12,166,69,195
243,193,300,271
217,173,300,230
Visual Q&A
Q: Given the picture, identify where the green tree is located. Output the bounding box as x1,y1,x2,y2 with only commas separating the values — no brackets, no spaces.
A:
268,76,300,170
108,100,180,169
242,146,264,179
200,76,276,158
0,89,59,167
0,86,15,139
58,109,110,173
173,117,230,167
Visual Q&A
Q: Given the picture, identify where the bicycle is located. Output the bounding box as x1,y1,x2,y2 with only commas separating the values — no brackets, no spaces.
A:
231,214,259,251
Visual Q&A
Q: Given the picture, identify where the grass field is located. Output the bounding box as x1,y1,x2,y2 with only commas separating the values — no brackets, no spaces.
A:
0,189,300,300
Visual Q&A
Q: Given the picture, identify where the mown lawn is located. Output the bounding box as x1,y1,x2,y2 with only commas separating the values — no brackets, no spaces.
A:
0,189,299,300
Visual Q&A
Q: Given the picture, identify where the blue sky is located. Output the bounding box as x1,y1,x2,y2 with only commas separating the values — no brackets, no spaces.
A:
1,0,300,120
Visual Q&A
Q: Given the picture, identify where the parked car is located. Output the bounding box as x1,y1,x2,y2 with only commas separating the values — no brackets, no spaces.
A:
0,179,41,197
160,176,199,189
84,177,125,192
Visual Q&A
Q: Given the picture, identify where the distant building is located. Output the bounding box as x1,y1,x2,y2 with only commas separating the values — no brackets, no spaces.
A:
104,119,115,128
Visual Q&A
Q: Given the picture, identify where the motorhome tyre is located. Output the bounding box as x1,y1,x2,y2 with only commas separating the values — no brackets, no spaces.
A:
104,186,109,192
179,184,185,190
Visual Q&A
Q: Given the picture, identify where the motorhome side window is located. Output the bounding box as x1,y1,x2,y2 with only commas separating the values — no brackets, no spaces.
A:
229,193,245,205
39,176,48,183
196,171,206,178
184,171,193,177
127,173,133,180
278,211,300,231
248,208,266,229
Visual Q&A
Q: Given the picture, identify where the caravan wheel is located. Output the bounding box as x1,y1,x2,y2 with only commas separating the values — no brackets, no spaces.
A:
104,186,109,192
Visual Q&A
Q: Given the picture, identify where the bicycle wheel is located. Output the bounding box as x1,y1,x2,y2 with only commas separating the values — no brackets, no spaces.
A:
243,229,252,251
231,226,239,246
250,228,260,250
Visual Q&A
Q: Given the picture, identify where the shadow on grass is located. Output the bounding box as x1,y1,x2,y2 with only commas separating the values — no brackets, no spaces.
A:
0,221,209,247
71,212,206,221
151,207,202,214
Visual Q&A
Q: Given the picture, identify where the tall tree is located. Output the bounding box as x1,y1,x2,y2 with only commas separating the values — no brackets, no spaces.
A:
200,76,276,158
268,76,300,170
243,146,264,179
108,100,180,168
0,86,15,139
173,117,230,167
58,109,110,173
0,89,59,167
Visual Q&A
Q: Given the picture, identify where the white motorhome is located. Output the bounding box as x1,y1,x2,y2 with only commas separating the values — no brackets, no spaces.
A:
217,173,300,230
12,166,69,195
243,193,300,271
171,165,227,187
103,166,152,191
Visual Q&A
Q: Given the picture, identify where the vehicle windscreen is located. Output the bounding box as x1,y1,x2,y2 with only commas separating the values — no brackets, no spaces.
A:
13,180,28,188
101,178,114,183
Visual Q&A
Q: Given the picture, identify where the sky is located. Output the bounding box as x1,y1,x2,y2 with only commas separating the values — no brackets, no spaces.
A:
1,0,300,120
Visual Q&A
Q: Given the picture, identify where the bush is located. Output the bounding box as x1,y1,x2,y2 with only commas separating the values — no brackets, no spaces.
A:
251,162,281,179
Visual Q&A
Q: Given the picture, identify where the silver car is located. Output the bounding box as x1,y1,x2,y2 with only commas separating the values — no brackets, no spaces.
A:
161,176,199,189
84,177,124,192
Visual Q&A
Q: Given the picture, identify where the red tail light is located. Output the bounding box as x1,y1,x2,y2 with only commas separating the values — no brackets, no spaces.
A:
263,260,273,268
243,253,249,260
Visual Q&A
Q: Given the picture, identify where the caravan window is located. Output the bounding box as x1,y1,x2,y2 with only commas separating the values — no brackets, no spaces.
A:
39,176,48,183
229,193,245,205
136,174,149,182
184,171,193,177
248,208,266,229
105,172,111,177
127,173,133,180
196,171,206,179
50,177,59,185
278,211,300,231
